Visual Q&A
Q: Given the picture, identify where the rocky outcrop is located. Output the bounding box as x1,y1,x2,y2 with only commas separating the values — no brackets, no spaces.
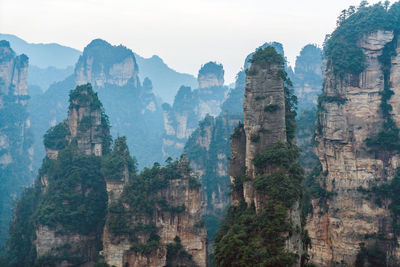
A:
0,40,33,246
293,44,322,111
307,29,400,265
185,114,240,215
214,46,305,266
30,39,164,170
162,62,227,159
101,158,207,267
32,84,110,265
198,61,224,89
75,39,139,88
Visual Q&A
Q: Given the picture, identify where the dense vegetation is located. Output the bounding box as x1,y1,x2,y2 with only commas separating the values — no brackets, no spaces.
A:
214,46,309,266
198,61,224,81
101,136,137,181
34,148,107,235
184,114,239,251
365,32,400,151
82,39,137,73
165,236,197,267
106,157,200,255
325,1,399,79
248,46,284,69
0,47,34,246
1,84,112,266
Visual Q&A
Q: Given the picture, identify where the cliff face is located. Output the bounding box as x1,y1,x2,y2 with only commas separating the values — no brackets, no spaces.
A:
75,39,139,88
214,46,305,266
101,158,207,267
33,84,110,265
30,39,164,170
0,40,33,245
162,62,227,159
307,29,400,266
198,62,224,89
293,44,322,111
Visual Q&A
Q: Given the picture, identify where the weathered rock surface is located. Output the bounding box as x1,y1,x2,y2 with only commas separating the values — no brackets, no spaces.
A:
307,30,400,265
101,159,207,267
0,40,33,245
227,47,303,264
162,63,227,159
75,39,139,88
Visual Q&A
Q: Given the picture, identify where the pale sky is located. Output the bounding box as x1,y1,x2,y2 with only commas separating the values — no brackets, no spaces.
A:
0,0,383,83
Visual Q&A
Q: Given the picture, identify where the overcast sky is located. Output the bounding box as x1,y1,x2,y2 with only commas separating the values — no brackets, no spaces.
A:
0,0,383,83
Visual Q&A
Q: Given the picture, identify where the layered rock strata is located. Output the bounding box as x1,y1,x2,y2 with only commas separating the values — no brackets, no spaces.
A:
307,30,400,265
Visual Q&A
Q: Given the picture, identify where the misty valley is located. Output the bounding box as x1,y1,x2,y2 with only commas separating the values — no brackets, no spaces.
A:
2,1,400,266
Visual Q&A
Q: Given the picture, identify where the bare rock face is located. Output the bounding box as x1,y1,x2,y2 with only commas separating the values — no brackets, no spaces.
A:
101,158,207,267
43,84,109,160
293,44,323,110
224,46,304,265
75,39,139,88
0,40,33,245
162,62,227,160
0,40,30,166
185,114,241,217
0,40,28,97
34,84,110,266
243,63,287,180
198,62,224,89
307,30,400,265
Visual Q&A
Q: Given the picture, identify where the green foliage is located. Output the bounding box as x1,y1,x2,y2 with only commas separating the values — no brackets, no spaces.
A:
355,242,387,267
250,134,260,143
166,236,197,267
83,39,137,73
264,104,280,113
214,201,298,267
130,230,160,255
77,116,91,132
1,186,40,266
198,61,224,81
252,142,299,171
365,34,400,151
0,89,34,246
230,122,244,139
189,176,201,189
318,95,347,105
101,136,137,181
362,168,400,236
107,158,197,256
69,83,102,110
215,139,305,266
43,121,70,150
253,169,302,209
249,46,284,69
33,148,107,235
325,2,397,78
106,201,130,236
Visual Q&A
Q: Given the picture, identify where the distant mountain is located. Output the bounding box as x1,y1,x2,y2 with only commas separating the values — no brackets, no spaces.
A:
0,33,81,68
28,65,74,92
134,53,197,103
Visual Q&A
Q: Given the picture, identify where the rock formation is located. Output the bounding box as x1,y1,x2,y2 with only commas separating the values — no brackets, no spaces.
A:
293,44,322,111
0,40,33,246
29,39,164,170
4,83,206,267
214,46,306,266
162,62,227,159
306,3,400,265
101,157,207,267
184,114,240,221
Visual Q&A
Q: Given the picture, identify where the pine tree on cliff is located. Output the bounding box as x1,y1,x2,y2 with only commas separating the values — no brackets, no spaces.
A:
214,46,310,266
2,84,113,266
